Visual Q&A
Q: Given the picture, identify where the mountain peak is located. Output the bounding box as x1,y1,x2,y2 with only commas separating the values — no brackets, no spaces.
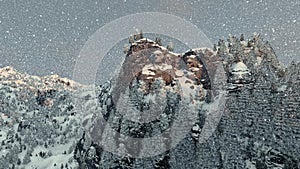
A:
0,66,83,92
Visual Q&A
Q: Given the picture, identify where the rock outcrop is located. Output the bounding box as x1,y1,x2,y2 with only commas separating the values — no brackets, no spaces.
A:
0,33,299,169
74,33,299,168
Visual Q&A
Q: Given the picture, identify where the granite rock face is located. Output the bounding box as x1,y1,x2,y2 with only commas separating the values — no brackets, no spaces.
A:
74,34,300,169
0,34,299,169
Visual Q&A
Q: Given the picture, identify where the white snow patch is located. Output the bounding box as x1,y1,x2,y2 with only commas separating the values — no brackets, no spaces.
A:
142,64,173,76
187,55,196,59
175,70,184,77
231,62,248,71
230,61,250,77
241,41,248,46
153,50,163,55
278,85,287,92
142,66,156,76
176,76,196,100
189,67,200,72
0,130,7,143
21,139,78,169
256,57,263,66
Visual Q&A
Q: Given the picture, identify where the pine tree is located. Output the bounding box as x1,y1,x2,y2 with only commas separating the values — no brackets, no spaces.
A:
133,30,143,41
213,44,217,51
129,36,134,43
123,44,130,54
155,37,162,46
218,39,226,54
240,34,245,41
23,152,31,164
167,42,174,51
138,30,144,39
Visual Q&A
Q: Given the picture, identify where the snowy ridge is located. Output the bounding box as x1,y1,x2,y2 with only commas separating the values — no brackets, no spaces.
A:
0,33,299,168
0,66,83,92
0,67,94,169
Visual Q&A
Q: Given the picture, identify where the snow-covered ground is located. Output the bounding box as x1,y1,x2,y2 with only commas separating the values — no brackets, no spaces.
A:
0,67,94,169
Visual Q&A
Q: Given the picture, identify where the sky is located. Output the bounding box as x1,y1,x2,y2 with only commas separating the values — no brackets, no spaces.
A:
0,0,299,81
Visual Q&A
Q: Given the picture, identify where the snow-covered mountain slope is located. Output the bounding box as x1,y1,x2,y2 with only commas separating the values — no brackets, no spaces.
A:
0,66,82,92
0,67,94,169
0,33,299,169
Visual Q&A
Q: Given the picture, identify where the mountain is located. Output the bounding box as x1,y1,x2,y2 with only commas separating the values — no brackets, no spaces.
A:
0,66,92,169
0,33,299,169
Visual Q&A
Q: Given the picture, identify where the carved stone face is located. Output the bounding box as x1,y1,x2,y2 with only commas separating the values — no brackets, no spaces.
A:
186,58,198,68
150,50,164,64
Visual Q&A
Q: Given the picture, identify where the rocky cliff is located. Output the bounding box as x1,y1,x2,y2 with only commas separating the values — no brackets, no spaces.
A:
74,34,299,169
0,33,299,169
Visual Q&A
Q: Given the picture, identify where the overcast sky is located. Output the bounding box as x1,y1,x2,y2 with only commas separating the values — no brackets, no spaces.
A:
0,0,299,81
